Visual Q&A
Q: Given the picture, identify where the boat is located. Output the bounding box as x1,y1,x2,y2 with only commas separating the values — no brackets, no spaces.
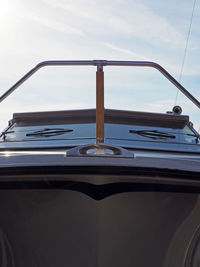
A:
0,60,199,267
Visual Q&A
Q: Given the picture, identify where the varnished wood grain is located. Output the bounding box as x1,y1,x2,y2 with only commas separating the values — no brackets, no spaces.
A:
96,70,104,143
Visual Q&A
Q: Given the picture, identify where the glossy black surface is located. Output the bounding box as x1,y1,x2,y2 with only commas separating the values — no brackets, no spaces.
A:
0,188,199,267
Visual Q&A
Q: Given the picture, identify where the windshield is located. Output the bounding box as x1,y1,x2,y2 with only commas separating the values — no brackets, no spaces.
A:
0,184,199,267
0,63,199,133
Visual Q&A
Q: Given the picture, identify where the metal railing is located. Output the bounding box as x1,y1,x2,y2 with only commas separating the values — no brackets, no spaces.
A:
1,60,199,143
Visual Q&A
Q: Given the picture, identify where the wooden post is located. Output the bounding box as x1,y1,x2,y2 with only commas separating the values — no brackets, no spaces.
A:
96,66,104,143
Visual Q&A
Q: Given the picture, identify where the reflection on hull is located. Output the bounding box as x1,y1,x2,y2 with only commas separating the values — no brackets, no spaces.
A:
0,189,199,267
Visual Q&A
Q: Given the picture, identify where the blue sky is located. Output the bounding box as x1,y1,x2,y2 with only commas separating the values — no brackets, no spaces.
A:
0,0,199,130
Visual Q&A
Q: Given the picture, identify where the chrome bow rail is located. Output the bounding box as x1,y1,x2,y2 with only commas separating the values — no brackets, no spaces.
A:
1,60,199,143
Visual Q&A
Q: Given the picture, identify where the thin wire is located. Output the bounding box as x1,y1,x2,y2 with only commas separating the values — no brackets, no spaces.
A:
174,0,197,106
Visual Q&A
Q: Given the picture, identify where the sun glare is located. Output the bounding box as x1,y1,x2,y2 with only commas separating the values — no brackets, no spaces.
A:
0,0,13,16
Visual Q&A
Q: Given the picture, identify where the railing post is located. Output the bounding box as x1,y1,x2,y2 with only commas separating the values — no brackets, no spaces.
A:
96,65,104,144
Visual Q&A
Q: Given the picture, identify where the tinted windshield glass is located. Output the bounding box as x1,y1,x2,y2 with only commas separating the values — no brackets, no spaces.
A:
0,189,199,267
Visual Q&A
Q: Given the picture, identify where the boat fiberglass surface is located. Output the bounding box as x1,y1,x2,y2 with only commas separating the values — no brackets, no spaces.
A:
0,60,200,267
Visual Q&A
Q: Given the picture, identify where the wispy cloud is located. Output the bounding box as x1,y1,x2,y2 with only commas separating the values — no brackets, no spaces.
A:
32,16,85,37
103,42,199,77
42,0,185,47
104,42,150,60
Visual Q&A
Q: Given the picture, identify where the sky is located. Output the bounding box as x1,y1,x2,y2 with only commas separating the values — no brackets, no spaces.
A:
0,0,199,131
